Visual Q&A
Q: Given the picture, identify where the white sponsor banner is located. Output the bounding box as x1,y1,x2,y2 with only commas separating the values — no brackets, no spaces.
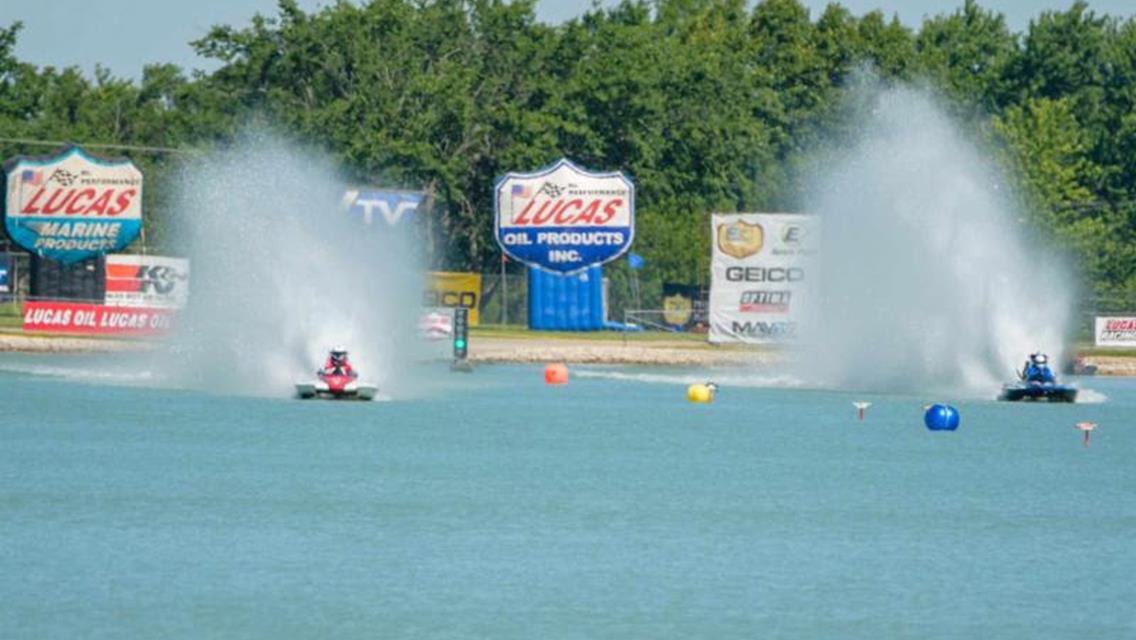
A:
1095,316,1136,348
709,213,817,344
418,308,454,340
104,254,190,309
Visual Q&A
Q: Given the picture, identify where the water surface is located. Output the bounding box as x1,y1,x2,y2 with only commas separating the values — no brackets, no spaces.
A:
1,356,1132,638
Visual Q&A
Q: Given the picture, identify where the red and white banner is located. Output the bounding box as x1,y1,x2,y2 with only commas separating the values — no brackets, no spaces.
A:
1095,316,1136,348
418,308,454,340
23,301,174,336
105,254,189,308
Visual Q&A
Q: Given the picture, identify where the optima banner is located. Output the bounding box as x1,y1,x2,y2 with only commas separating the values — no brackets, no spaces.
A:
709,213,818,344
104,255,190,309
494,158,634,274
3,145,143,263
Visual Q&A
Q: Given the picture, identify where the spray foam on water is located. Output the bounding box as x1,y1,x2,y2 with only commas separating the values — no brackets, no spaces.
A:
797,82,1073,395
164,132,424,396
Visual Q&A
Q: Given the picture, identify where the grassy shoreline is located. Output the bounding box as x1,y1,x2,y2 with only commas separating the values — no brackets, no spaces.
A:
0,323,1132,373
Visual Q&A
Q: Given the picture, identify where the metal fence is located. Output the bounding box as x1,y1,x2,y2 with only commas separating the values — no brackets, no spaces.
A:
473,270,654,328
475,273,528,326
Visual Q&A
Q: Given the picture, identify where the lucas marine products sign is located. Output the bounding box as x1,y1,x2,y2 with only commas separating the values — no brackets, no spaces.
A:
709,213,817,344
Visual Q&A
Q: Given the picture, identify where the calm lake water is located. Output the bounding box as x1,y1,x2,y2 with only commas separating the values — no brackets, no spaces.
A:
1,355,1133,638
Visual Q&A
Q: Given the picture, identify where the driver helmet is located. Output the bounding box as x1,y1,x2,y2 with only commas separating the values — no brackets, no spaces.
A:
330,345,348,362
1035,353,1048,365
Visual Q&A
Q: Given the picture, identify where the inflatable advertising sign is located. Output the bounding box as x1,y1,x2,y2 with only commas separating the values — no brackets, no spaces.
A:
3,145,143,263
495,158,634,274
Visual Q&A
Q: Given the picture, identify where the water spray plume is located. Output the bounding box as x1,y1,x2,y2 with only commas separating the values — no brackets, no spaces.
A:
800,80,1072,395
164,131,424,397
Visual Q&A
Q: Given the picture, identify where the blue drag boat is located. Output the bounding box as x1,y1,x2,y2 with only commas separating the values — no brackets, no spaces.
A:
998,352,1077,403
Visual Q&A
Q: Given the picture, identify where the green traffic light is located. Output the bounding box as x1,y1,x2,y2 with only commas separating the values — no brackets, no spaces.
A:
454,339,466,349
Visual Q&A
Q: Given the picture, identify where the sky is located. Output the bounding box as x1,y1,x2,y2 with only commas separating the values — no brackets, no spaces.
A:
2,1,1134,81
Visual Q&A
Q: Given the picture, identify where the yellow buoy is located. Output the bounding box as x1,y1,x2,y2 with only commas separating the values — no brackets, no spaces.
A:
687,383,714,404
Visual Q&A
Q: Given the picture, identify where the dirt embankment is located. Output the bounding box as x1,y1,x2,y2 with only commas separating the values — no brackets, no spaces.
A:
468,336,782,367
0,332,144,353
1,330,1133,375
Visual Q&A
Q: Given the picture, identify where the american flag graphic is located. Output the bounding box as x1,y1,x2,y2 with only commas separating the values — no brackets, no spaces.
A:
21,170,42,186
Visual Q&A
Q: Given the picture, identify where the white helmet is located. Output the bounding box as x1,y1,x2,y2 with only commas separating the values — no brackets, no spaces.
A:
331,345,348,360
1035,354,1048,365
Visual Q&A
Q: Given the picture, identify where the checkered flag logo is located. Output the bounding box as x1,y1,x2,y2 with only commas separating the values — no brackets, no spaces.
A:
538,182,562,198
49,168,79,186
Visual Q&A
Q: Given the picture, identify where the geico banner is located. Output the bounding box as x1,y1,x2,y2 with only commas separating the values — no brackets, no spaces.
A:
23,301,174,336
1095,317,1136,347
105,255,190,309
3,145,143,263
495,158,634,274
341,189,424,227
709,213,818,344
423,271,481,325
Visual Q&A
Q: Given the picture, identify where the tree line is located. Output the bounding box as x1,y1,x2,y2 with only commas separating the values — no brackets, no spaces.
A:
1,0,1134,308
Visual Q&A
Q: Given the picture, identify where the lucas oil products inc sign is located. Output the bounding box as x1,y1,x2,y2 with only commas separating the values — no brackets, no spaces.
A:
3,145,143,263
709,213,818,344
494,158,634,274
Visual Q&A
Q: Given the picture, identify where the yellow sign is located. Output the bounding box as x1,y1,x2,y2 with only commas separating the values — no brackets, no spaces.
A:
716,220,764,259
663,294,693,326
425,272,482,325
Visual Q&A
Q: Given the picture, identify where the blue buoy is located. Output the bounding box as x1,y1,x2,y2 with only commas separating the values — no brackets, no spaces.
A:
924,404,960,431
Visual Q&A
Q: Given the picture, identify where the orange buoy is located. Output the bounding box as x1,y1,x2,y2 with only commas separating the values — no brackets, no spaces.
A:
544,362,569,385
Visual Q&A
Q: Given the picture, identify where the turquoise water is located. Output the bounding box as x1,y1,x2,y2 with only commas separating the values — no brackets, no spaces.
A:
1,355,1133,638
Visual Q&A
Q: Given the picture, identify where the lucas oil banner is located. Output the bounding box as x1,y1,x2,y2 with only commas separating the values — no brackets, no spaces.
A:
709,213,818,344
1095,317,1136,348
104,255,190,309
23,301,174,336
423,271,481,326
3,145,143,263
494,158,634,274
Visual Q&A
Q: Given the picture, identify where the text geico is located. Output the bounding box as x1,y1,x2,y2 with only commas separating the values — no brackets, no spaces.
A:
724,267,805,282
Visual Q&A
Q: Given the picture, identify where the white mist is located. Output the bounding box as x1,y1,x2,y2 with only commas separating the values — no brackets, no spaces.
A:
800,84,1072,395
165,133,424,397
